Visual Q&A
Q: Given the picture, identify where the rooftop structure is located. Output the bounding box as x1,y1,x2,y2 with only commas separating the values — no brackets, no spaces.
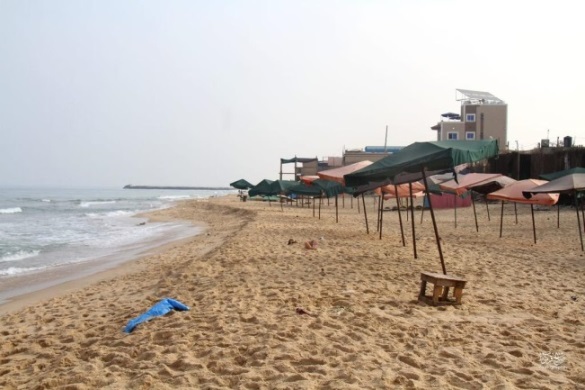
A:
431,89,508,148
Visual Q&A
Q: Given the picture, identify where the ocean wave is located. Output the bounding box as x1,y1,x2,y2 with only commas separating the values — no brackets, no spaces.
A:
0,207,23,214
0,250,41,263
42,199,51,202
0,266,43,277
86,210,135,218
80,201,117,208
158,195,191,200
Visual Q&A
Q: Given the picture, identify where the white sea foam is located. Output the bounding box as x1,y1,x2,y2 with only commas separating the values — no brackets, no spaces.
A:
86,210,135,218
0,207,22,214
80,201,116,208
0,266,44,277
42,199,51,202
158,195,191,200
0,250,41,263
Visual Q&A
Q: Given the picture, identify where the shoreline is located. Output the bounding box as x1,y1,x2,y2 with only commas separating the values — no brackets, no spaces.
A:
1,195,583,388
0,200,209,315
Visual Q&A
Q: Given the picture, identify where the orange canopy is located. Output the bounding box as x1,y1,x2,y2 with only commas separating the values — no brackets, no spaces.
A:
487,179,559,205
299,175,320,185
317,161,373,185
439,173,503,195
377,182,425,197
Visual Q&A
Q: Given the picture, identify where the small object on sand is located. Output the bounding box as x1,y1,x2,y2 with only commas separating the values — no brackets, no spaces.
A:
295,307,311,315
571,295,577,301
288,238,297,245
137,222,146,226
304,240,318,249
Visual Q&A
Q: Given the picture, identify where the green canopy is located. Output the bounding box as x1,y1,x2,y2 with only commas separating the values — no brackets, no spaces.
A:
286,180,343,198
288,182,323,197
540,167,585,181
248,179,274,197
344,140,499,187
229,179,254,190
270,180,297,195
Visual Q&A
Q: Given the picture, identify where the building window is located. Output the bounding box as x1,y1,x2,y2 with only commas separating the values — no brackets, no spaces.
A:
466,132,476,140
447,132,458,140
466,113,476,122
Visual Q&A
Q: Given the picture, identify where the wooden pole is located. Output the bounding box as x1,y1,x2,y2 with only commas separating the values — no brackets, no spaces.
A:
575,192,584,251
421,167,446,274
395,185,405,246
379,196,384,240
362,194,369,234
335,195,339,223
531,203,537,244
485,198,491,221
499,201,504,238
318,196,322,220
454,193,457,228
420,193,426,224
514,202,518,224
409,182,417,259
312,196,315,217
471,192,479,232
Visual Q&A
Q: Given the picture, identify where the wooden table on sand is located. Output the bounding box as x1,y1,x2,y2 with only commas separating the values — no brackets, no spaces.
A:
418,272,467,306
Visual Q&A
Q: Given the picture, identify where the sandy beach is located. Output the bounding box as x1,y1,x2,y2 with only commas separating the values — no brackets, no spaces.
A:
1,194,584,389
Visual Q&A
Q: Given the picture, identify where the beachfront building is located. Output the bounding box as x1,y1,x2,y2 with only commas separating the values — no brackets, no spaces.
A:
343,146,401,165
431,89,507,149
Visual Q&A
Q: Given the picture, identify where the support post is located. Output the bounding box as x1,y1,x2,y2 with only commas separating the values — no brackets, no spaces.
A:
421,167,446,274
471,192,479,232
395,185,405,247
362,193,369,234
379,196,384,240
575,192,584,251
531,203,537,244
409,182,417,259
500,201,504,238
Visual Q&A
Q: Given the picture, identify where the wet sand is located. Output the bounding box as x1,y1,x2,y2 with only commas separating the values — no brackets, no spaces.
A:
0,195,584,389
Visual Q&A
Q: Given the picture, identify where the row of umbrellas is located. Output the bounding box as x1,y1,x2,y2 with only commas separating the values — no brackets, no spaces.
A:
231,140,585,274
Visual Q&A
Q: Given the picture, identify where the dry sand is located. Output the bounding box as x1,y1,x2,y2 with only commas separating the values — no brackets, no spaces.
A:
0,194,584,389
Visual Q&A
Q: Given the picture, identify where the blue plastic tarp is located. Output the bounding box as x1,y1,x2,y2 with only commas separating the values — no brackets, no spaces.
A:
124,298,189,333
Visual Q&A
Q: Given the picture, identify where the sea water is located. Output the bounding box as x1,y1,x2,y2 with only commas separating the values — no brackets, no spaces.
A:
0,187,235,304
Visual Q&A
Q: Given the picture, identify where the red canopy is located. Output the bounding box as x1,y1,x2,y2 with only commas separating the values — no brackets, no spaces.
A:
317,161,373,185
487,179,559,205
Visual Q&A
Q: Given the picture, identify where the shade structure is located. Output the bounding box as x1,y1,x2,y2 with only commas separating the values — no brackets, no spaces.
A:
523,173,585,251
468,175,516,195
379,182,426,197
270,180,297,195
439,173,503,196
318,161,373,184
248,179,274,197
344,140,499,275
344,140,499,187
487,179,559,245
487,179,558,205
523,174,585,197
288,179,343,198
230,179,254,190
539,167,585,181
299,175,320,185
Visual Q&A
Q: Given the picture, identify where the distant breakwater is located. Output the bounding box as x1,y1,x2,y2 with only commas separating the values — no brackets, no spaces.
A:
123,185,232,191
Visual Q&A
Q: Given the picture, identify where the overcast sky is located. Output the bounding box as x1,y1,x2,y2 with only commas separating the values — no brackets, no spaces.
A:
1,1,583,188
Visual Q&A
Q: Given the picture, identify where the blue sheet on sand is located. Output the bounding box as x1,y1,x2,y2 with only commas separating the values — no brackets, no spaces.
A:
124,298,189,333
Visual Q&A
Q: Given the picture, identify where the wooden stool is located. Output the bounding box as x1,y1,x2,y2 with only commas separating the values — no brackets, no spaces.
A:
418,272,467,306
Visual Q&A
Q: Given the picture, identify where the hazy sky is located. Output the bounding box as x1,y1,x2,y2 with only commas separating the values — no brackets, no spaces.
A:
1,1,583,187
